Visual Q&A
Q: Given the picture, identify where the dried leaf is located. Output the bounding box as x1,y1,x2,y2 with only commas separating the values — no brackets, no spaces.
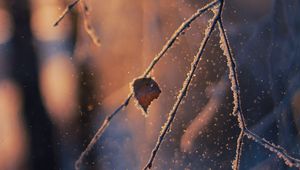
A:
132,77,161,116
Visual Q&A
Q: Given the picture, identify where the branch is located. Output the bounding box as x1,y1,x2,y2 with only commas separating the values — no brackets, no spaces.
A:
71,0,300,169
74,1,219,169
217,10,246,170
244,129,300,168
53,0,100,46
143,3,221,169
53,0,80,27
75,95,132,170
142,0,219,77
79,1,101,46
217,1,300,169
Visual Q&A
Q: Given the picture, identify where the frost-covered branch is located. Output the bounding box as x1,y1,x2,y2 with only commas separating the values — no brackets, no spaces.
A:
217,4,246,168
74,1,219,169
244,129,300,168
217,0,300,169
75,95,132,170
73,0,300,169
141,0,219,77
143,3,222,170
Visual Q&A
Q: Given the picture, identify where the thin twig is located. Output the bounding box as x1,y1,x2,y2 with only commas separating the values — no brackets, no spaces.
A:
244,129,300,168
143,3,221,170
74,1,219,169
142,0,219,77
217,0,300,169
79,1,101,46
53,0,80,27
53,0,100,46
75,95,132,170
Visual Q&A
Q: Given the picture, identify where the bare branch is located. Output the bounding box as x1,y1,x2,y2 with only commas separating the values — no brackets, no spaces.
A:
244,129,300,168
74,0,300,169
53,0,80,27
217,0,300,168
143,4,221,170
75,95,132,170
142,0,219,77
53,0,100,46
74,1,219,169
217,14,246,170
79,1,101,46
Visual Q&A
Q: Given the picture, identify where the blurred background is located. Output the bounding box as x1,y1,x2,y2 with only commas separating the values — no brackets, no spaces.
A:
0,0,299,169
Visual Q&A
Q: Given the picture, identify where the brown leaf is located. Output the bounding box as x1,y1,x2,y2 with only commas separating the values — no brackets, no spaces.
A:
132,77,161,116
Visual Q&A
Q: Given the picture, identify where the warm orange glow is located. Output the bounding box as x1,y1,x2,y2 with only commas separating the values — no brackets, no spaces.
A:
0,80,28,170
40,55,78,127
0,9,13,43
30,1,71,41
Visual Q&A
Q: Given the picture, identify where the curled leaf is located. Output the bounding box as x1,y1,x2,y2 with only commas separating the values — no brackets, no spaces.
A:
132,77,161,116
